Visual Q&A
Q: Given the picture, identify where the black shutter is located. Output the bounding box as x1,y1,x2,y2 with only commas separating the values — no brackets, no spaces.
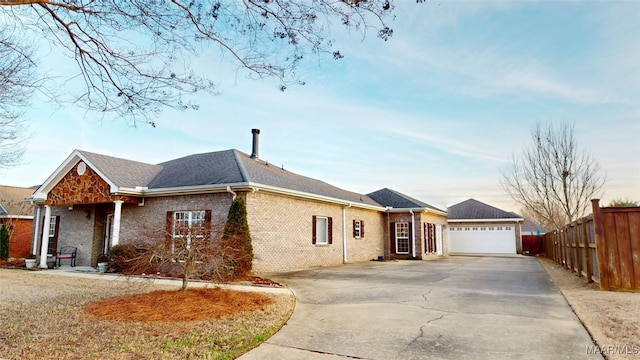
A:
361,220,365,237
390,222,396,254
165,211,174,250
328,217,333,244
312,215,317,244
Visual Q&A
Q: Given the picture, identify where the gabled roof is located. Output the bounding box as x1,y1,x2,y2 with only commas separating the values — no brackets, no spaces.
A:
0,185,35,217
367,188,446,214
34,149,381,208
448,199,522,221
148,149,379,206
80,150,162,189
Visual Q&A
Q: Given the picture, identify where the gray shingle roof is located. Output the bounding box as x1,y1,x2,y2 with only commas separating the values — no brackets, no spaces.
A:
510,212,547,233
448,199,521,220
148,150,244,188
83,149,380,206
79,150,162,188
367,188,445,212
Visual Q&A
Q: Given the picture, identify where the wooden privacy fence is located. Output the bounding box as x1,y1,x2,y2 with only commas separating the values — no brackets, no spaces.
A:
542,199,640,292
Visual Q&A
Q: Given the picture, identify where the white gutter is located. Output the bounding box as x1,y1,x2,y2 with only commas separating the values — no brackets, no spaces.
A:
0,215,33,220
342,203,352,263
448,218,524,223
386,206,447,217
409,209,416,258
226,186,237,200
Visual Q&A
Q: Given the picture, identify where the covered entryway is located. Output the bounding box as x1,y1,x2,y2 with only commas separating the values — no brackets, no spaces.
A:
448,225,517,254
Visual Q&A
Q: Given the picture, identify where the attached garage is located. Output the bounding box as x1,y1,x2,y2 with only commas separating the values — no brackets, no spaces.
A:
448,224,516,254
447,199,523,255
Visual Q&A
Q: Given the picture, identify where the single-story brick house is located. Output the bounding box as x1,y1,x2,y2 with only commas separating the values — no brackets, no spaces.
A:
28,129,447,272
0,185,35,258
447,198,524,255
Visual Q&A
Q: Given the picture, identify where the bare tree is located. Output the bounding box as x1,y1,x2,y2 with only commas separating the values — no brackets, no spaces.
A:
0,28,35,168
501,122,605,230
0,0,396,124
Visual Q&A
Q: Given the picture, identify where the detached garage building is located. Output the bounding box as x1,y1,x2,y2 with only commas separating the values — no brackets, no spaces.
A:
447,199,523,255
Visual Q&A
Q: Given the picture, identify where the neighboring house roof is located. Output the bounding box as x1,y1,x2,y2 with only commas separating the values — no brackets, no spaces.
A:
0,185,35,218
448,199,523,221
510,213,547,234
367,188,446,214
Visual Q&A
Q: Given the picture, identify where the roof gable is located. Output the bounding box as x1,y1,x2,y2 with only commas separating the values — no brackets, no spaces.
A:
148,150,244,189
448,199,521,220
34,150,162,199
79,150,162,188
367,188,445,213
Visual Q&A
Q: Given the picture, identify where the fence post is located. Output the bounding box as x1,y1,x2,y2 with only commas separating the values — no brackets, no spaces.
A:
582,217,593,283
592,199,608,290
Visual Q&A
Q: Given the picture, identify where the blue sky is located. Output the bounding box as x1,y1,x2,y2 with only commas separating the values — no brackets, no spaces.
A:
1,1,638,213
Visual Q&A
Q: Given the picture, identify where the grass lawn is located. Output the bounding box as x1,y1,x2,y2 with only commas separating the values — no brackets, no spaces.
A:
0,269,294,360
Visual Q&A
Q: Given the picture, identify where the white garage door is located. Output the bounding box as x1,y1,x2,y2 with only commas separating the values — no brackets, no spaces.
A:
448,225,516,254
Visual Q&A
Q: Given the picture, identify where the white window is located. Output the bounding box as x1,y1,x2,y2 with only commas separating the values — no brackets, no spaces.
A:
314,216,329,245
48,216,57,237
172,211,205,253
506,226,511,230
354,220,362,238
395,222,409,254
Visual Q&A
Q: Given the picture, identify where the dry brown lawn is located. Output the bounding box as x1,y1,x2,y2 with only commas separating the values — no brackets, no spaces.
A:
538,257,640,360
0,269,294,360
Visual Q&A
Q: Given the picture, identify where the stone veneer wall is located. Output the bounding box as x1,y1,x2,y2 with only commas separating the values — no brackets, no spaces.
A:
245,191,386,273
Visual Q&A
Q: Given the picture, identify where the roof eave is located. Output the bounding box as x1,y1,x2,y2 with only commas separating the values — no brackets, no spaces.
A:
117,182,385,211
448,218,524,223
386,207,447,217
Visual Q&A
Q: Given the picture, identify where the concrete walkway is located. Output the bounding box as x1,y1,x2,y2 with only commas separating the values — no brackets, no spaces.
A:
240,256,602,360
32,265,292,295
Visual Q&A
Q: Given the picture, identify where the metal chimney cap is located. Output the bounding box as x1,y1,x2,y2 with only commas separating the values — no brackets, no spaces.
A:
250,128,260,159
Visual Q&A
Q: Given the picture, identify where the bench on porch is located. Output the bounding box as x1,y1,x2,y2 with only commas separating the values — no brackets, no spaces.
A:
56,246,77,267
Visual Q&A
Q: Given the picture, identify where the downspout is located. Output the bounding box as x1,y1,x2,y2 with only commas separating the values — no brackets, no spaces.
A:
410,209,416,258
342,203,351,263
226,186,237,200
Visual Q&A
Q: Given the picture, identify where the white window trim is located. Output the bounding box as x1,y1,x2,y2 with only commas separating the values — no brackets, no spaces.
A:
315,216,329,245
395,222,409,254
354,220,362,238
172,210,205,252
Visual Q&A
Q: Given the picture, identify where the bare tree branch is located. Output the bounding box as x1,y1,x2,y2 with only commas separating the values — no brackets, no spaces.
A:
501,122,606,229
0,0,396,124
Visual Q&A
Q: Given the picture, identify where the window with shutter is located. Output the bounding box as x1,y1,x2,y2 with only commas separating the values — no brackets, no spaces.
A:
313,216,330,245
353,219,363,238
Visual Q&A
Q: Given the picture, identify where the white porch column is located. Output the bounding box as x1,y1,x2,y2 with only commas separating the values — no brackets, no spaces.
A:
111,200,124,247
31,206,41,255
39,205,52,268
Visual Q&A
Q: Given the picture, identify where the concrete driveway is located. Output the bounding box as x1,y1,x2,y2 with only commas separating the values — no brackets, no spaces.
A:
240,256,602,360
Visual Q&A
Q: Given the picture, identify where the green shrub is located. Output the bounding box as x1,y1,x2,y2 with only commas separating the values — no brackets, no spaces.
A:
0,225,9,261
